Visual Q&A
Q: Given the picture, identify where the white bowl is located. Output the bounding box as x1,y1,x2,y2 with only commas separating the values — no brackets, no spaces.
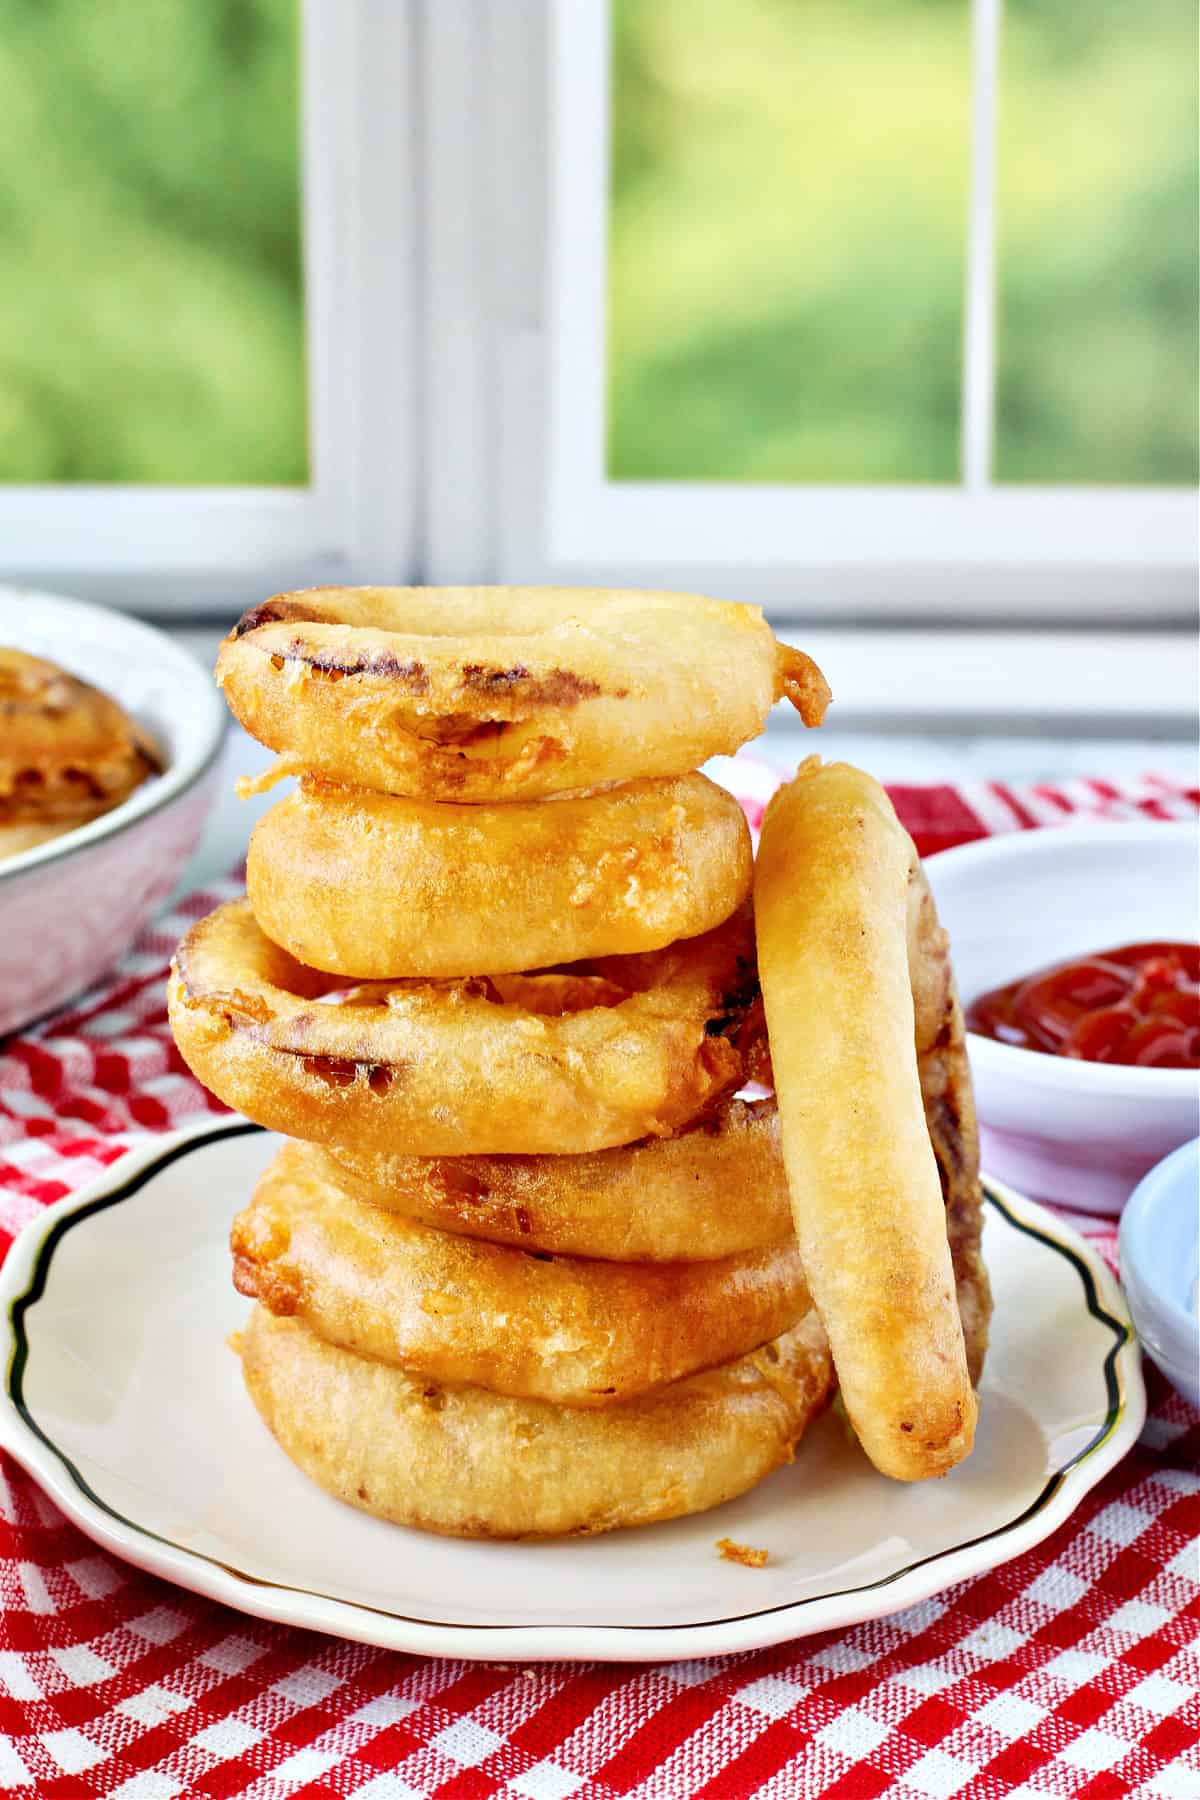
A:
0,588,225,1036
926,822,1200,1215
1119,1139,1199,1408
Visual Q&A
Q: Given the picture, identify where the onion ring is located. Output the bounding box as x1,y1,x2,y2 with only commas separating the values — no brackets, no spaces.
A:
217,585,830,801
232,1138,811,1406
326,1098,791,1261
0,649,159,851
168,900,762,1155
909,862,992,1386
246,771,752,978
754,759,979,1481
241,1304,834,1538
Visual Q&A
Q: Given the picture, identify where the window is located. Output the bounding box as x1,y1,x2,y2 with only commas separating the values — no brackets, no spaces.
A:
3,0,1196,649
0,0,418,613
606,0,1197,494
539,0,1197,616
1,0,307,487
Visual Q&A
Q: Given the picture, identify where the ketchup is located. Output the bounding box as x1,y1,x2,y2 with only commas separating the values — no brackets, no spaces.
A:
967,942,1200,1069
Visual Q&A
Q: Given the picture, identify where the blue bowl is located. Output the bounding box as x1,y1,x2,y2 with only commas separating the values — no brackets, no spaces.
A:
1119,1139,1199,1409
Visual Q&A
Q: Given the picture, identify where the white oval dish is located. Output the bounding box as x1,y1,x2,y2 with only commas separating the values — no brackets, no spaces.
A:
0,1119,1144,1663
926,822,1199,1215
0,588,225,1035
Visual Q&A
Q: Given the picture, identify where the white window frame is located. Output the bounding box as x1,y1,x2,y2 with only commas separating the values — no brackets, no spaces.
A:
540,0,1196,621
0,1,419,616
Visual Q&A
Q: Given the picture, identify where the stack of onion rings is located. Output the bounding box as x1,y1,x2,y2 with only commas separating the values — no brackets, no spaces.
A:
173,580,995,1535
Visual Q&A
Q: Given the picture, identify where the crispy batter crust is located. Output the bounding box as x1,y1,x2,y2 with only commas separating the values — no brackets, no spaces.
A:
241,1304,835,1538
232,1138,812,1406
168,899,763,1155
327,1098,792,1261
755,760,982,1481
246,772,752,978
217,586,829,801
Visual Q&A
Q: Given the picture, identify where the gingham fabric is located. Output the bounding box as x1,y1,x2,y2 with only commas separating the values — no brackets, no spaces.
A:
0,769,1196,1800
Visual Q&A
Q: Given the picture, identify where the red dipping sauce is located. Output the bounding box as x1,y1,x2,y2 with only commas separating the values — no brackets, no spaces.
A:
967,942,1200,1069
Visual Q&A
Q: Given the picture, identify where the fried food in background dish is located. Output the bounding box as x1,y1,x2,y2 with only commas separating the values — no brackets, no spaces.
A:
232,1139,812,1406
754,760,981,1482
241,1303,834,1538
0,649,159,861
326,1099,792,1262
219,586,830,802
168,900,763,1156
247,772,752,979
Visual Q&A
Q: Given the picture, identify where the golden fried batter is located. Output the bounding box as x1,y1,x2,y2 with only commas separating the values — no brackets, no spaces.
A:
232,1138,812,1406
242,1303,835,1538
0,649,159,858
326,1098,792,1262
755,761,982,1482
218,585,829,801
169,901,763,1155
247,772,752,978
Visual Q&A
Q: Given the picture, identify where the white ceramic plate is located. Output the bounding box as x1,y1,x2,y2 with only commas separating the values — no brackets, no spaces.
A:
0,1120,1144,1663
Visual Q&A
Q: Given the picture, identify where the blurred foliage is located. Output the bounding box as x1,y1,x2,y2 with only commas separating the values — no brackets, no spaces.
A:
996,0,1198,482
0,0,306,484
609,0,1198,487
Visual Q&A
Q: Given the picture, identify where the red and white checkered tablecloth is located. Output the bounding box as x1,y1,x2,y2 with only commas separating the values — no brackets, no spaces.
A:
0,768,1196,1800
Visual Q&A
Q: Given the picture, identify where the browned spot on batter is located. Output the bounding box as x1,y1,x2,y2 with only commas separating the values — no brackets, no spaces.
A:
368,1063,395,1095
231,1252,303,1316
514,1205,533,1236
459,665,602,706
297,647,431,689
437,1164,490,1205
302,1054,359,1089
375,655,430,689
927,1090,964,1205
231,598,327,638
206,988,272,1026
407,714,508,746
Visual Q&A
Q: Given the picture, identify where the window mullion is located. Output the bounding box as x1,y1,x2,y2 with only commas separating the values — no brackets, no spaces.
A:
962,0,1001,492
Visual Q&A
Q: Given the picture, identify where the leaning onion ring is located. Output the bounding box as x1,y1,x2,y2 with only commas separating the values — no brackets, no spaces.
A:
218,585,830,801
246,771,751,978
241,1304,834,1538
168,900,761,1155
755,759,981,1482
233,1138,811,1407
